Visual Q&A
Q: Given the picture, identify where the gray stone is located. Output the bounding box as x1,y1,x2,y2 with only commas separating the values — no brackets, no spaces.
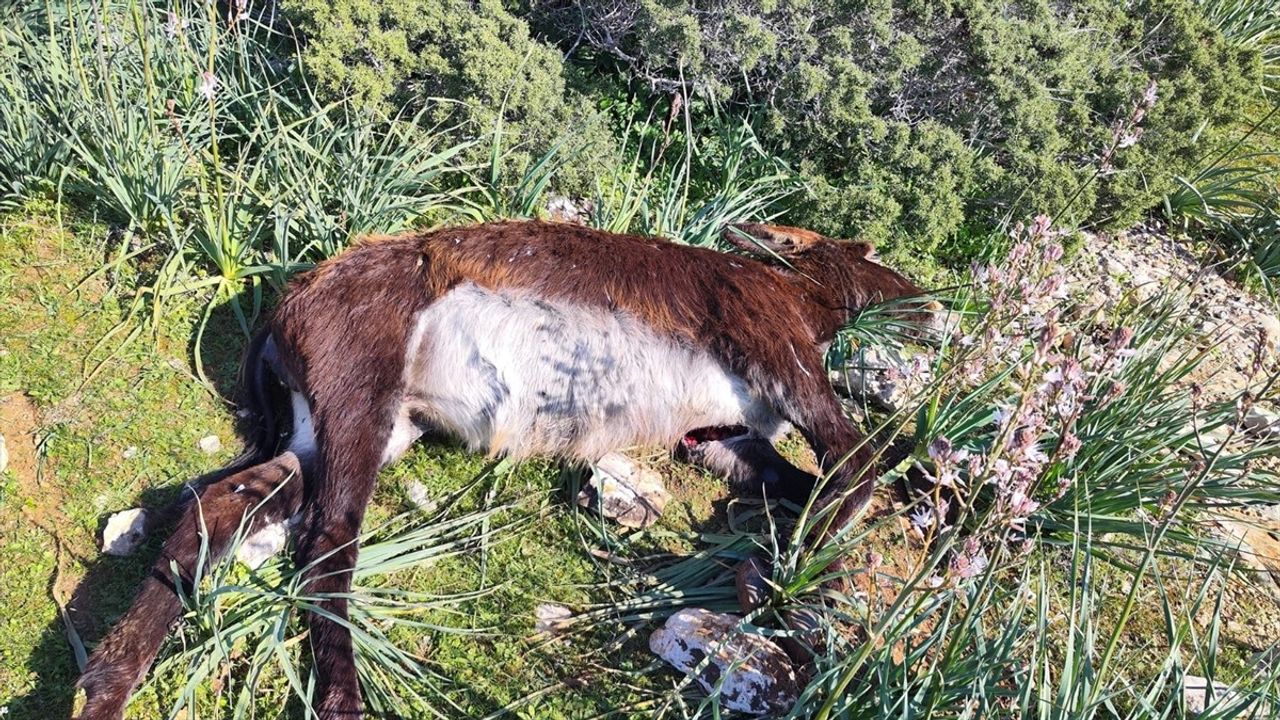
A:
197,434,222,454
830,345,912,411
1183,674,1248,715
534,603,574,637
406,480,437,513
102,508,148,556
545,196,594,225
649,608,799,716
1242,407,1280,438
578,452,670,528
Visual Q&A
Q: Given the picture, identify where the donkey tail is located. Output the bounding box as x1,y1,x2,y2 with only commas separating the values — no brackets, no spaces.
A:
227,326,287,473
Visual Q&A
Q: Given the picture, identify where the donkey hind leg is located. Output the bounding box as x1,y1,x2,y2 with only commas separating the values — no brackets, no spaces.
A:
675,428,817,504
296,408,391,719
75,453,304,720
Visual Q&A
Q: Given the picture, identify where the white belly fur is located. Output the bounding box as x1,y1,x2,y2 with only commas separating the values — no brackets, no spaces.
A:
392,283,787,463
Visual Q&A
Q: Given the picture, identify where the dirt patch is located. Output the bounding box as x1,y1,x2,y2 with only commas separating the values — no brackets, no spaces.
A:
1,393,40,494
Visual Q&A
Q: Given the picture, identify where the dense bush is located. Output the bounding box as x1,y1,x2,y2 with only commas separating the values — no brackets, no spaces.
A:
279,0,616,192
521,0,1262,252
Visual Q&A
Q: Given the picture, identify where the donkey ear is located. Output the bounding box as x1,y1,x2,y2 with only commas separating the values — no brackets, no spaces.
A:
849,241,878,261
722,223,824,258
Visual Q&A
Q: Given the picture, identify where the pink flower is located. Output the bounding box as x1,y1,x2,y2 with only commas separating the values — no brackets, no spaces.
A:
165,11,184,38
950,538,990,580
910,506,935,534
1142,80,1159,110
1058,432,1082,460
1108,326,1135,351
198,71,220,101
1007,490,1040,519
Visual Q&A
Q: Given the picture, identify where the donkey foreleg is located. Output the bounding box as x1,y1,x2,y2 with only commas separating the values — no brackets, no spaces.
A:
675,427,817,504
75,452,304,720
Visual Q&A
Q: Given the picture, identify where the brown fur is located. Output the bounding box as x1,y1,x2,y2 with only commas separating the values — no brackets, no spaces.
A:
75,220,932,720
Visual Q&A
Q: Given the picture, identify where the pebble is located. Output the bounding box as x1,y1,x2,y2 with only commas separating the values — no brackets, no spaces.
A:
1183,674,1245,715
1242,407,1280,438
534,603,574,637
235,521,289,570
197,434,222,454
101,508,148,556
406,480,437,513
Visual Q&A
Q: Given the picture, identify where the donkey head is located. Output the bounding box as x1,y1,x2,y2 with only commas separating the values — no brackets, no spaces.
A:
722,223,949,343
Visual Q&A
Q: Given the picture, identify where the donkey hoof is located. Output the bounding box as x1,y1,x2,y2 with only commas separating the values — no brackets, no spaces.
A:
735,555,773,613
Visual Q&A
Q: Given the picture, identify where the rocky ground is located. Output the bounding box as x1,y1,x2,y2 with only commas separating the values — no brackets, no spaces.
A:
1067,224,1280,404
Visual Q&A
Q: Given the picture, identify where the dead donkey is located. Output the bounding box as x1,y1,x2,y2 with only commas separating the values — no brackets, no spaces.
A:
74,220,942,719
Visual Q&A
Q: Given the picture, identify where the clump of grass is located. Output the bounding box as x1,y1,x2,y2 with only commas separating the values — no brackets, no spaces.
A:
1163,100,1280,295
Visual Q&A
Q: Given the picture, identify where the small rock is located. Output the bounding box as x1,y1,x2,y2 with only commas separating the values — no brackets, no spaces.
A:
830,345,914,411
0,434,7,474
235,521,289,570
578,453,670,528
122,446,139,460
1242,407,1280,438
102,508,148,556
197,434,222,454
545,195,594,225
649,608,799,716
534,603,574,637
1183,674,1246,715
406,480,437,513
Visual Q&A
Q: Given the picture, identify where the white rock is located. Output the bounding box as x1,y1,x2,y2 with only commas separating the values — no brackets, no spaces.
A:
578,452,670,528
830,345,913,411
649,608,799,716
1242,407,1280,438
406,480,437,513
0,434,7,474
1183,674,1246,715
534,603,574,637
235,521,289,570
197,434,222,454
102,508,148,556
545,195,594,225
122,445,138,460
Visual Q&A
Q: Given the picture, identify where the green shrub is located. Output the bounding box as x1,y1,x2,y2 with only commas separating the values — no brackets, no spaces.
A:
525,0,1263,253
279,0,615,193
